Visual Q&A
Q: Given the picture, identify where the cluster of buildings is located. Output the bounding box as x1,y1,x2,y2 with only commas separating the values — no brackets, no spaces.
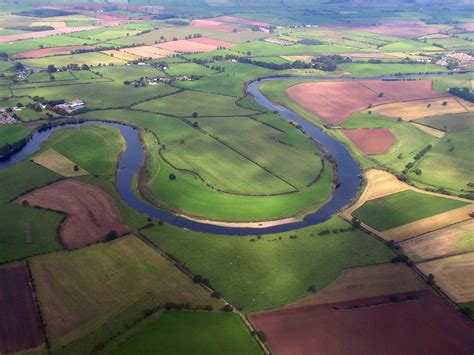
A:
436,52,474,68
53,100,85,115
0,107,16,124
128,75,194,87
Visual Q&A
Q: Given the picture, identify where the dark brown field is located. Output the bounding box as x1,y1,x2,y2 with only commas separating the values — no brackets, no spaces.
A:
16,179,128,250
251,290,474,355
0,264,44,354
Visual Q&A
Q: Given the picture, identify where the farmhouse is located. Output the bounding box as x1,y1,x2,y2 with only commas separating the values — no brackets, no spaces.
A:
54,100,85,115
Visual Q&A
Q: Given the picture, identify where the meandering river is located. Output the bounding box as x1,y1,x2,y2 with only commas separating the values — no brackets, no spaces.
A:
1,72,470,235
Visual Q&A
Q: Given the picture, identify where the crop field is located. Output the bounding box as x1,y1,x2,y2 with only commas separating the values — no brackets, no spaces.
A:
285,80,448,125
133,90,257,117
101,50,140,61
143,218,394,311
120,45,176,59
30,236,221,349
372,97,472,121
20,51,126,68
353,190,469,232
105,312,261,355
289,263,428,308
32,149,88,177
156,39,229,53
415,112,474,132
0,264,44,354
0,35,97,55
341,128,396,155
339,63,448,77
400,220,474,262
15,45,95,59
16,179,129,249
251,290,474,355
418,253,474,303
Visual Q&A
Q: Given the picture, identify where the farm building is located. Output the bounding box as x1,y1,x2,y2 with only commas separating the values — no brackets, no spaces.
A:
54,100,85,115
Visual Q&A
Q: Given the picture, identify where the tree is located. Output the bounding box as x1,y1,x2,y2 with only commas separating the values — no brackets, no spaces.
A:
442,101,448,106
105,230,118,241
192,112,199,118
351,217,361,228
211,291,221,299
192,274,203,284
73,165,79,172
81,64,90,70
221,304,233,312
47,64,57,73
169,173,176,180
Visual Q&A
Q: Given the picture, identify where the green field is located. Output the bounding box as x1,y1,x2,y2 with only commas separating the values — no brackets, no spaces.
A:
30,235,221,350
0,123,30,146
133,90,257,117
143,218,394,311
379,40,442,52
409,127,474,193
164,62,217,76
80,108,333,221
20,52,125,68
338,63,448,77
415,112,474,132
106,312,261,355
353,190,469,231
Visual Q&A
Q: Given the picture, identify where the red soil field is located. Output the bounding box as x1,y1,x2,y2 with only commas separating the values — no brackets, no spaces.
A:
339,52,396,58
286,80,449,125
155,39,218,53
16,179,128,250
214,15,271,27
15,45,94,59
325,20,441,38
342,128,396,155
189,37,236,48
0,264,44,354
190,19,236,33
251,290,474,355
0,26,101,43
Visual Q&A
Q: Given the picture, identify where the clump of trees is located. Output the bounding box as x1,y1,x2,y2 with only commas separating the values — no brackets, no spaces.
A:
6,25,54,31
448,87,474,103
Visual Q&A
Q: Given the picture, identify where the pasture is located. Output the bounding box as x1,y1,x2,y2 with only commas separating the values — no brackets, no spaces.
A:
20,51,125,68
339,63,448,77
415,112,474,132
0,124,30,147
143,217,394,311
105,312,261,355
353,190,469,231
30,236,221,349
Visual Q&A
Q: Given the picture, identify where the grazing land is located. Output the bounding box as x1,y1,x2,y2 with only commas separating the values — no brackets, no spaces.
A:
0,264,44,354
105,312,261,355
415,112,474,132
30,236,221,349
251,290,474,355
16,179,129,249
418,253,474,303
352,190,469,231
143,218,394,311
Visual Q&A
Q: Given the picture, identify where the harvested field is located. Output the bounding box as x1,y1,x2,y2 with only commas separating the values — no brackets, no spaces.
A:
32,149,88,177
338,52,396,58
101,49,140,61
280,55,313,62
342,128,396,155
120,46,176,59
251,290,474,355
155,39,219,53
15,45,93,59
0,26,101,43
418,253,474,303
289,263,428,308
382,203,474,242
410,122,446,138
214,16,270,27
190,19,235,33
15,179,128,249
400,220,474,262
189,37,236,47
372,97,472,121
0,264,44,354
286,80,448,125
31,21,67,29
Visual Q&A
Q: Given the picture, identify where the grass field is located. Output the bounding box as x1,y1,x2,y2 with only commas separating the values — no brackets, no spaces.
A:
338,63,448,77
80,108,333,221
105,312,261,355
353,190,469,231
20,52,125,68
30,236,221,350
143,218,394,311
164,62,217,76
409,127,474,192
415,112,474,132
379,40,442,52
39,126,124,176
0,124,30,146
0,35,96,55
133,90,257,117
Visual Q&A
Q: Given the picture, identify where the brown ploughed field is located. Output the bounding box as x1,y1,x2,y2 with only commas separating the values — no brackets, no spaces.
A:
120,46,176,59
190,19,236,33
189,37,236,47
251,290,474,355
155,39,220,53
286,80,449,125
15,46,94,59
342,128,396,155
15,179,128,250
0,26,101,43
0,264,44,354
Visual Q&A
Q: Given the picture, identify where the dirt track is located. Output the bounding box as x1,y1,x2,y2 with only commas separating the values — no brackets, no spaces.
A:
16,179,128,249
